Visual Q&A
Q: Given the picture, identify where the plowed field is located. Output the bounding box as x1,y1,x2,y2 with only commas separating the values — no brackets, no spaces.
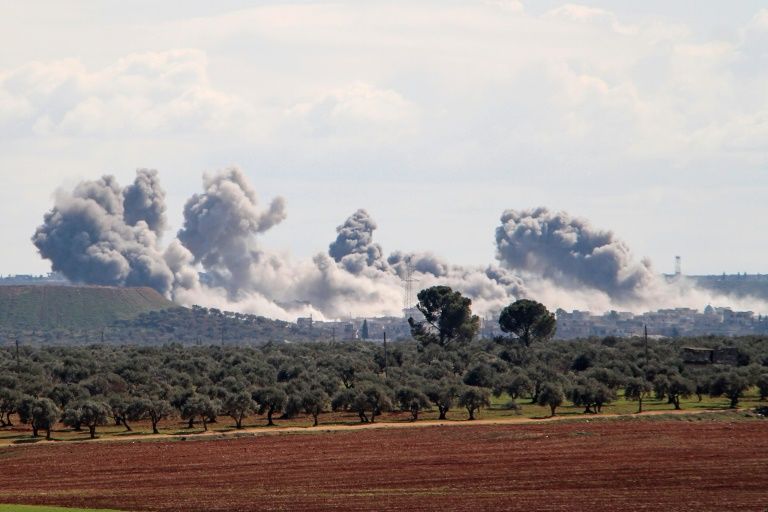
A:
1,419,766,511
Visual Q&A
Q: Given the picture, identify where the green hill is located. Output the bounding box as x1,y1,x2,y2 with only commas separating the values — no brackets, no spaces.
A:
0,285,175,329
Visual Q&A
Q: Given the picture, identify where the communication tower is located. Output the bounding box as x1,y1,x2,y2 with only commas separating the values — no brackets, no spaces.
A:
674,256,682,277
402,261,419,318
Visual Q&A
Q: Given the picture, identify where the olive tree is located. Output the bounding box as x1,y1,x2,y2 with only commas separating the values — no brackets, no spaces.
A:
253,387,287,426
127,398,173,434
19,397,61,440
458,387,491,420
624,378,652,413
537,382,565,417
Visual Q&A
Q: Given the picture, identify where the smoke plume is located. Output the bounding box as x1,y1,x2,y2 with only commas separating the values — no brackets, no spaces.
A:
33,168,768,321
32,171,174,292
328,209,386,273
495,207,656,300
122,169,167,234
176,168,287,295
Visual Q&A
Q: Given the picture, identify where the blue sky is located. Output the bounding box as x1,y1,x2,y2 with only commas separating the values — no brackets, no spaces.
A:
2,1,768,276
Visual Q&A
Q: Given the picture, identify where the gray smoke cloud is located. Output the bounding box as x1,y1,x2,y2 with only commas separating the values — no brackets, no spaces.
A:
176,167,287,296
122,169,167,234
328,209,386,274
35,169,768,321
32,172,174,292
495,207,656,300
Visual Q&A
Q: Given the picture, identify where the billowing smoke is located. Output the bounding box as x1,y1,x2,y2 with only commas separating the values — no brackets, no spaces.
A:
495,207,656,300
122,169,166,234
34,168,768,321
328,209,386,273
32,171,173,292
177,168,287,295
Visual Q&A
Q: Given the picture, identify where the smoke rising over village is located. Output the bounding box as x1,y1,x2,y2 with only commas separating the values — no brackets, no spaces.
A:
32,168,768,320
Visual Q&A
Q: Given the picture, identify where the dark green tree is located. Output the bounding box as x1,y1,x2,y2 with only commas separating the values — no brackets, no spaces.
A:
361,320,369,340
126,398,173,434
537,382,564,417
301,389,329,426
222,391,255,429
498,299,556,347
19,397,61,440
77,400,111,439
624,378,652,413
253,387,287,426
710,370,751,408
395,387,430,421
408,286,480,348
458,387,491,420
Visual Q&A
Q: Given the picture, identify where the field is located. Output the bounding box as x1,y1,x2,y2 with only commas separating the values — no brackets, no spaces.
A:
0,285,174,329
1,416,766,512
0,506,124,512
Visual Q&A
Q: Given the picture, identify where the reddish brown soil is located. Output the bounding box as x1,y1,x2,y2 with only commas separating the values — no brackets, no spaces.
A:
1,419,766,511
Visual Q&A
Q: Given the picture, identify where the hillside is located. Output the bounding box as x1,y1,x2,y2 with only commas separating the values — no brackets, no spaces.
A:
0,285,175,329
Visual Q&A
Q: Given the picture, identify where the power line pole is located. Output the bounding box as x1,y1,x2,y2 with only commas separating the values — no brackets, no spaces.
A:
15,337,20,373
644,324,649,362
383,331,388,380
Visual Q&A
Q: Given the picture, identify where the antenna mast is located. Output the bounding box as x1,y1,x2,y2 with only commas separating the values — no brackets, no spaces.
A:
402,261,419,318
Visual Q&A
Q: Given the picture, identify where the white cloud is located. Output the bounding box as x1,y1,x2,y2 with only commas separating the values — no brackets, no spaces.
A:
286,82,418,138
0,49,250,137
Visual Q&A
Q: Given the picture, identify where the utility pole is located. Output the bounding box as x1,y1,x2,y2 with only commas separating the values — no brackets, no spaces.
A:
383,330,388,380
644,324,649,362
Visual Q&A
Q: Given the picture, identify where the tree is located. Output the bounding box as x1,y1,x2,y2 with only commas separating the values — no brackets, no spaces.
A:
424,378,460,420
361,320,369,340
458,387,491,420
395,387,430,421
710,370,751,408
537,382,564,417
569,377,616,414
253,387,287,426
302,389,329,426
181,393,218,431
222,391,254,429
498,299,556,347
0,388,21,427
666,375,694,410
108,395,132,432
77,400,111,439
624,378,652,413
19,397,61,440
757,373,768,401
126,398,173,434
408,286,480,348
331,385,392,423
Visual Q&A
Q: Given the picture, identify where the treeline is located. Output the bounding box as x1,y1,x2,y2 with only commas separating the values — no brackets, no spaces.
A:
0,287,767,440
0,306,321,346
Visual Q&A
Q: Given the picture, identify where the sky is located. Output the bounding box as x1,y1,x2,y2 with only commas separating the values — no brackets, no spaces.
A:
2,1,768,277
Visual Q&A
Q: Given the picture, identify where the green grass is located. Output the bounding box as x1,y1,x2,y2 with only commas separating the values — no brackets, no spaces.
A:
0,505,126,512
0,285,174,329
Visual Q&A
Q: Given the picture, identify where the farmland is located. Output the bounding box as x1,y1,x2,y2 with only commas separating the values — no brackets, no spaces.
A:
1,416,766,512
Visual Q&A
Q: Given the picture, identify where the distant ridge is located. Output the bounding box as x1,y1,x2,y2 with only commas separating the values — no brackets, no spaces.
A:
0,285,175,329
